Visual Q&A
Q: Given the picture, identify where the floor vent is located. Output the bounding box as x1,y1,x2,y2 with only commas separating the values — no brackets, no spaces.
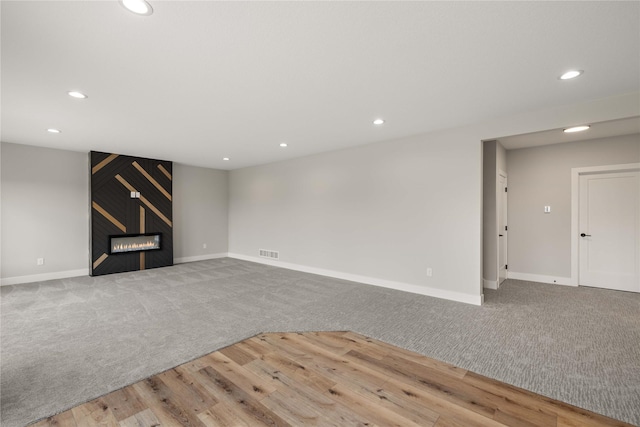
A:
259,249,279,260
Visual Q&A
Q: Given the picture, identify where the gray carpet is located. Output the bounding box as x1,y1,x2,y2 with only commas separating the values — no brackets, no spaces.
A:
1,258,639,426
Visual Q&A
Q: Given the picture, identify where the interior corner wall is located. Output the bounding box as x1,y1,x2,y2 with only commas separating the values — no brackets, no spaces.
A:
482,141,498,284
1,142,229,285
173,163,228,262
0,142,89,280
507,133,640,279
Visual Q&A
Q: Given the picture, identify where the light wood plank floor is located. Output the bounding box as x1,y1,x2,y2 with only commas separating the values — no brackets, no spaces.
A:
31,331,631,427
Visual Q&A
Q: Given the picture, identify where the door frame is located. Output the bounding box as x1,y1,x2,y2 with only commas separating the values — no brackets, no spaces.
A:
497,170,508,286
570,162,640,286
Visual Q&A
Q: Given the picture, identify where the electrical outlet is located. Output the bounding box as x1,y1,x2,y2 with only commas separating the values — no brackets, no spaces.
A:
37,258,45,266
426,268,433,277
203,243,207,249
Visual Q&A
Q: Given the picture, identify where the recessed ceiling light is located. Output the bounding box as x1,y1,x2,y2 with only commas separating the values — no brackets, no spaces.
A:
564,125,590,133
373,119,385,125
279,143,288,147
559,70,583,80
47,128,61,133
223,157,230,161
68,91,87,99
120,0,153,15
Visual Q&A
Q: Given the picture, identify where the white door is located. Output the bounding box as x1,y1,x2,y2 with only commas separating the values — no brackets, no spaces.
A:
498,173,508,285
579,170,640,292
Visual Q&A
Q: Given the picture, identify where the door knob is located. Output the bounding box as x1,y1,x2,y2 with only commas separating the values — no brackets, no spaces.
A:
580,233,591,237
499,234,503,237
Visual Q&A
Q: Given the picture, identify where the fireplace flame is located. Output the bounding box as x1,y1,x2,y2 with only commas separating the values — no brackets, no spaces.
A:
112,240,159,253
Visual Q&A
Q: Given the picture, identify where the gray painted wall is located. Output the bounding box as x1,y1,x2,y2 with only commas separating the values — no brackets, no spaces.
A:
1,142,89,279
1,142,229,282
229,129,483,298
173,163,228,260
497,142,506,174
507,133,640,278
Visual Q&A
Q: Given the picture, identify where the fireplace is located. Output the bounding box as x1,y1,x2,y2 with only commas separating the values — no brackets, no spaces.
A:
91,151,173,275
110,233,161,254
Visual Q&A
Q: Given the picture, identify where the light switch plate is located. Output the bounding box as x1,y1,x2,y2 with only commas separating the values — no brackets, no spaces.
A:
544,206,551,213
131,191,136,198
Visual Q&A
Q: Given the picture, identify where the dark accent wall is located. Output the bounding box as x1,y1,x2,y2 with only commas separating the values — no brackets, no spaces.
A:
90,151,173,276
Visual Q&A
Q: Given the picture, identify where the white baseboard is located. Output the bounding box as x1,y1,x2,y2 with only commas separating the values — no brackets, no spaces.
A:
174,253,228,264
228,253,482,306
507,271,575,286
0,268,89,286
483,279,499,290
0,255,485,307
0,253,230,286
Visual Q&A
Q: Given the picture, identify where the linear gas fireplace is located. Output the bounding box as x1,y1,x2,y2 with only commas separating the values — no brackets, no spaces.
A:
110,233,162,254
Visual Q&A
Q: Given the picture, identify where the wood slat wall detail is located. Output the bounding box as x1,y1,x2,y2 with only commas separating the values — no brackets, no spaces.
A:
90,151,173,276
30,331,631,427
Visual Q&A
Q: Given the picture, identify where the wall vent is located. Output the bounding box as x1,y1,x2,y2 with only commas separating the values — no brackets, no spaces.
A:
259,249,279,260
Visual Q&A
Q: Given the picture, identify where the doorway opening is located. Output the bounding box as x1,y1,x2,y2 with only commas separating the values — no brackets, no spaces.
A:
482,116,639,295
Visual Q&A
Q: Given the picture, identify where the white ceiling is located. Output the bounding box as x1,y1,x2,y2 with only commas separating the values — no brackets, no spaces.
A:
2,1,639,170
498,116,640,150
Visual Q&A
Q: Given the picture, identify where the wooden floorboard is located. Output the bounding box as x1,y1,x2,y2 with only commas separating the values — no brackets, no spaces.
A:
30,331,632,427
